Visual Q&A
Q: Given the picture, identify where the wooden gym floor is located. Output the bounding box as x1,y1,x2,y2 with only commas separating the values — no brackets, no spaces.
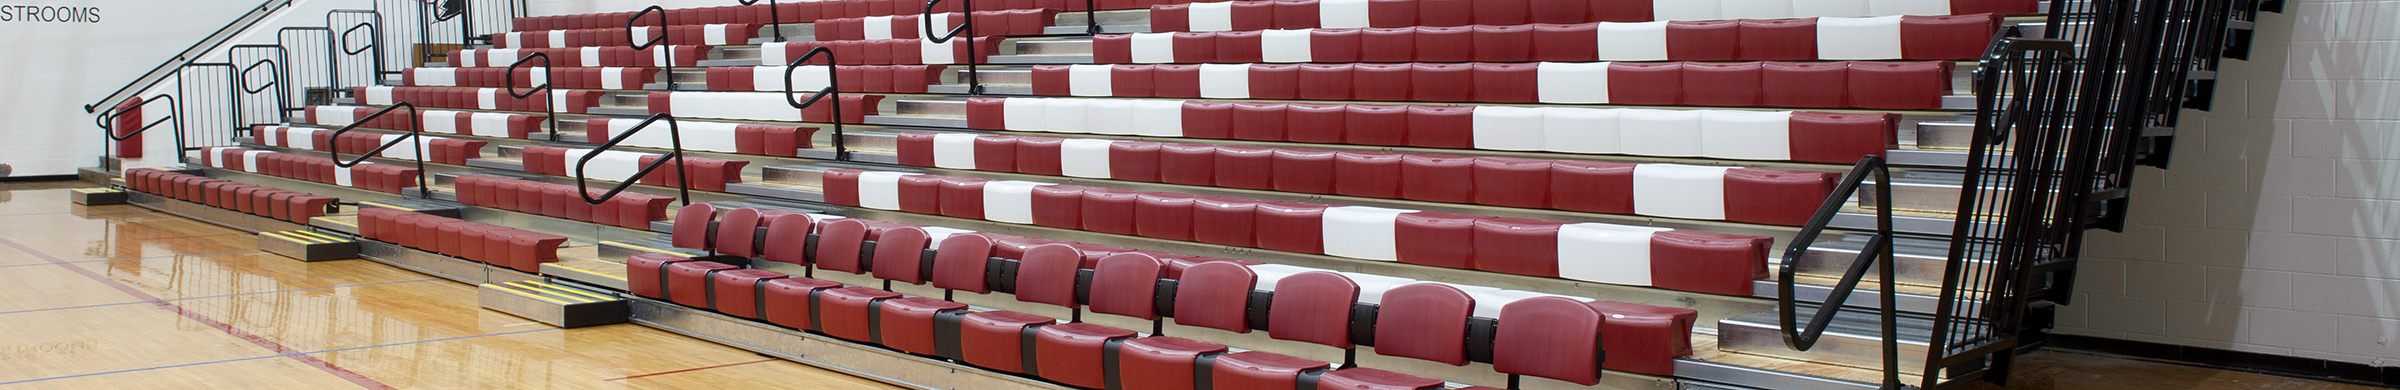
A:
0,181,2382,390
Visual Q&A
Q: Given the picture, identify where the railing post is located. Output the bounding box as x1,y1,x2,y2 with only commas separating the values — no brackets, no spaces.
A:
784,47,847,160
738,0,786,42
96,94,183,171
575,113,692,207
327,103,431,199
629,6,676,91
924,0,981,94
1774,156,1903,390
507,52,560,141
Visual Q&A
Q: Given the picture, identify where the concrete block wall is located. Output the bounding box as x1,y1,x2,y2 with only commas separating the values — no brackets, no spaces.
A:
2060,0,2400,367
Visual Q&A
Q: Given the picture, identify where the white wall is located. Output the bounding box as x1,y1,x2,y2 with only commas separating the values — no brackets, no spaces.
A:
2060,0,2400,367
0,0,372,176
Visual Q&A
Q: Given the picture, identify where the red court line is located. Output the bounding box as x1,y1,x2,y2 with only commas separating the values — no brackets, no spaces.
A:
603,358,782,382
0,236,396,390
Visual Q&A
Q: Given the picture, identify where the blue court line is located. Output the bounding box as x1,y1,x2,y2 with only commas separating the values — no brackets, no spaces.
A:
0,327,563,386
0,278,442,317
0,250,269,269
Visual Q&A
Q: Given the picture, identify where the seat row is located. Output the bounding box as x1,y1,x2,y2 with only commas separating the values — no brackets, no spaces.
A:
1148,0,2034,32
1027,61,1955,109
705,65,947,94
249,125,490,165
636,204,1696,386
646,91,885,124
124,169,338,224
396,68,659,92
583,117,819,157
1100,15,1998,64
352,86,604,116
516,146,753,192
450,175,676,230
758,36,1005,66
807,10,1061,42
892,132,1838,225
820,168,1771,295
510,0,1096,31
448,46,708,68
356,208,568,273
963,97,1897,164
494,24,758,49
302,105,552,140
195,146,423,194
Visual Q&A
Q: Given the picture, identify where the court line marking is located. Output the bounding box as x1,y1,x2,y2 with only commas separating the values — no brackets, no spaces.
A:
602,358,783,382
0,250,268,269
0,327,561,387
0,278,442,317
0,236,398,390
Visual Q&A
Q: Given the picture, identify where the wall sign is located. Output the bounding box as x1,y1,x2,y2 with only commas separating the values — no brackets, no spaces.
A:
0,4,100,23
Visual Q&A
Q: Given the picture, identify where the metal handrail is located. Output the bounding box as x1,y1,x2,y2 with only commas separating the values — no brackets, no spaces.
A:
1775,155,1901,390
782,47,848,160
737,0,787,42
326,103,432,199
628,5,678,91
506,52,561,141
331,10,386,91
96,94,183,167
240,59,283,95
84,0,292,114
575,113,693,207
922,0,981,94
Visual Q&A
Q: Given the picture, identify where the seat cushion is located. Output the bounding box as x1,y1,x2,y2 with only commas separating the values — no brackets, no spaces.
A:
959,311,1056,373
1211,351,1330,390
1316,367,1445,390
1117,336,1229,390
1033,323,1140,388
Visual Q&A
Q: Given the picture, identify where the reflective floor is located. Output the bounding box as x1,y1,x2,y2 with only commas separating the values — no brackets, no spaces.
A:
0,185,895,389
0,182,2383,389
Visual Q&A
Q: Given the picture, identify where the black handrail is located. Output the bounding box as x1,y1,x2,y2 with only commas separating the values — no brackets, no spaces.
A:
506,52,561,141
575,113,693,207
628,6,678,91
326,103,432,199
922,0,981,94
737,0,787,42
95,94,183,167
84,0,292,114
1775,156,1900,390
332,11,386,91
236,56,286,132
782,47,848,160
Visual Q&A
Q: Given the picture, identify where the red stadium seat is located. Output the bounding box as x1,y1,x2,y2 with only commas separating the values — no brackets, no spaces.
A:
1351,64,1413,101
1298,64,1355,101
1763,61,1850,108
1471,157,1553,208
1491,298,1607,385
1134,192,1198,241
1192,197,1259,247
1080,188,1141,235
1346,104,1410,146
1684,61,1766,107
1400,154,1476,203
1254,202,1329,254
1609,62,1685,106
1551,160,1638,214
1358,27,1416,62
1649,230,1771,296
1212,146,1277,190
1413,26,1473,62
1271,149,1338,195
1472,25,1534,62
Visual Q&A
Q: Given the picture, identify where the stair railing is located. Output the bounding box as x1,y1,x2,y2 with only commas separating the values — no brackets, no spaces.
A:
923,0,981,94
737,0,788,42
575,113,693,207
506,52,561,141
628,6,679,91
95,94,184,168
84,0,292,116
782,47,848,160
231,47,290,129
326,103,432,199
1776,156,1902,390
331,10,387,91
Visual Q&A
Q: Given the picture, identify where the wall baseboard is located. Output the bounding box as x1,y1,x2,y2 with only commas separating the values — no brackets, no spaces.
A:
2049,334,2399,387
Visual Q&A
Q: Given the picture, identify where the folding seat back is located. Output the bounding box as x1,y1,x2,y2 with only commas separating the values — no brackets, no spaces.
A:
1173,261,1258,332
714,208,764,257
870,226,935,284
931,234,998,293
815,219,874,274
1015,244,1086,308
1266,272,1360,348
1372,283,1473,365
1087,253,1165,320
672,203,717,251
1491,297,1607,385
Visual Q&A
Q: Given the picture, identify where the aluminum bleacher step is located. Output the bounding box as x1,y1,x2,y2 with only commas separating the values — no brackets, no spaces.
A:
480,280,629,328
356,197,466,219
1714,308,1936,376
259,230,361,261
70,187,129,205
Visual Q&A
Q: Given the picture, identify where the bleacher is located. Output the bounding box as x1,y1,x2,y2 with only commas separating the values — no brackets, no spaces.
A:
88,0,2266,388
